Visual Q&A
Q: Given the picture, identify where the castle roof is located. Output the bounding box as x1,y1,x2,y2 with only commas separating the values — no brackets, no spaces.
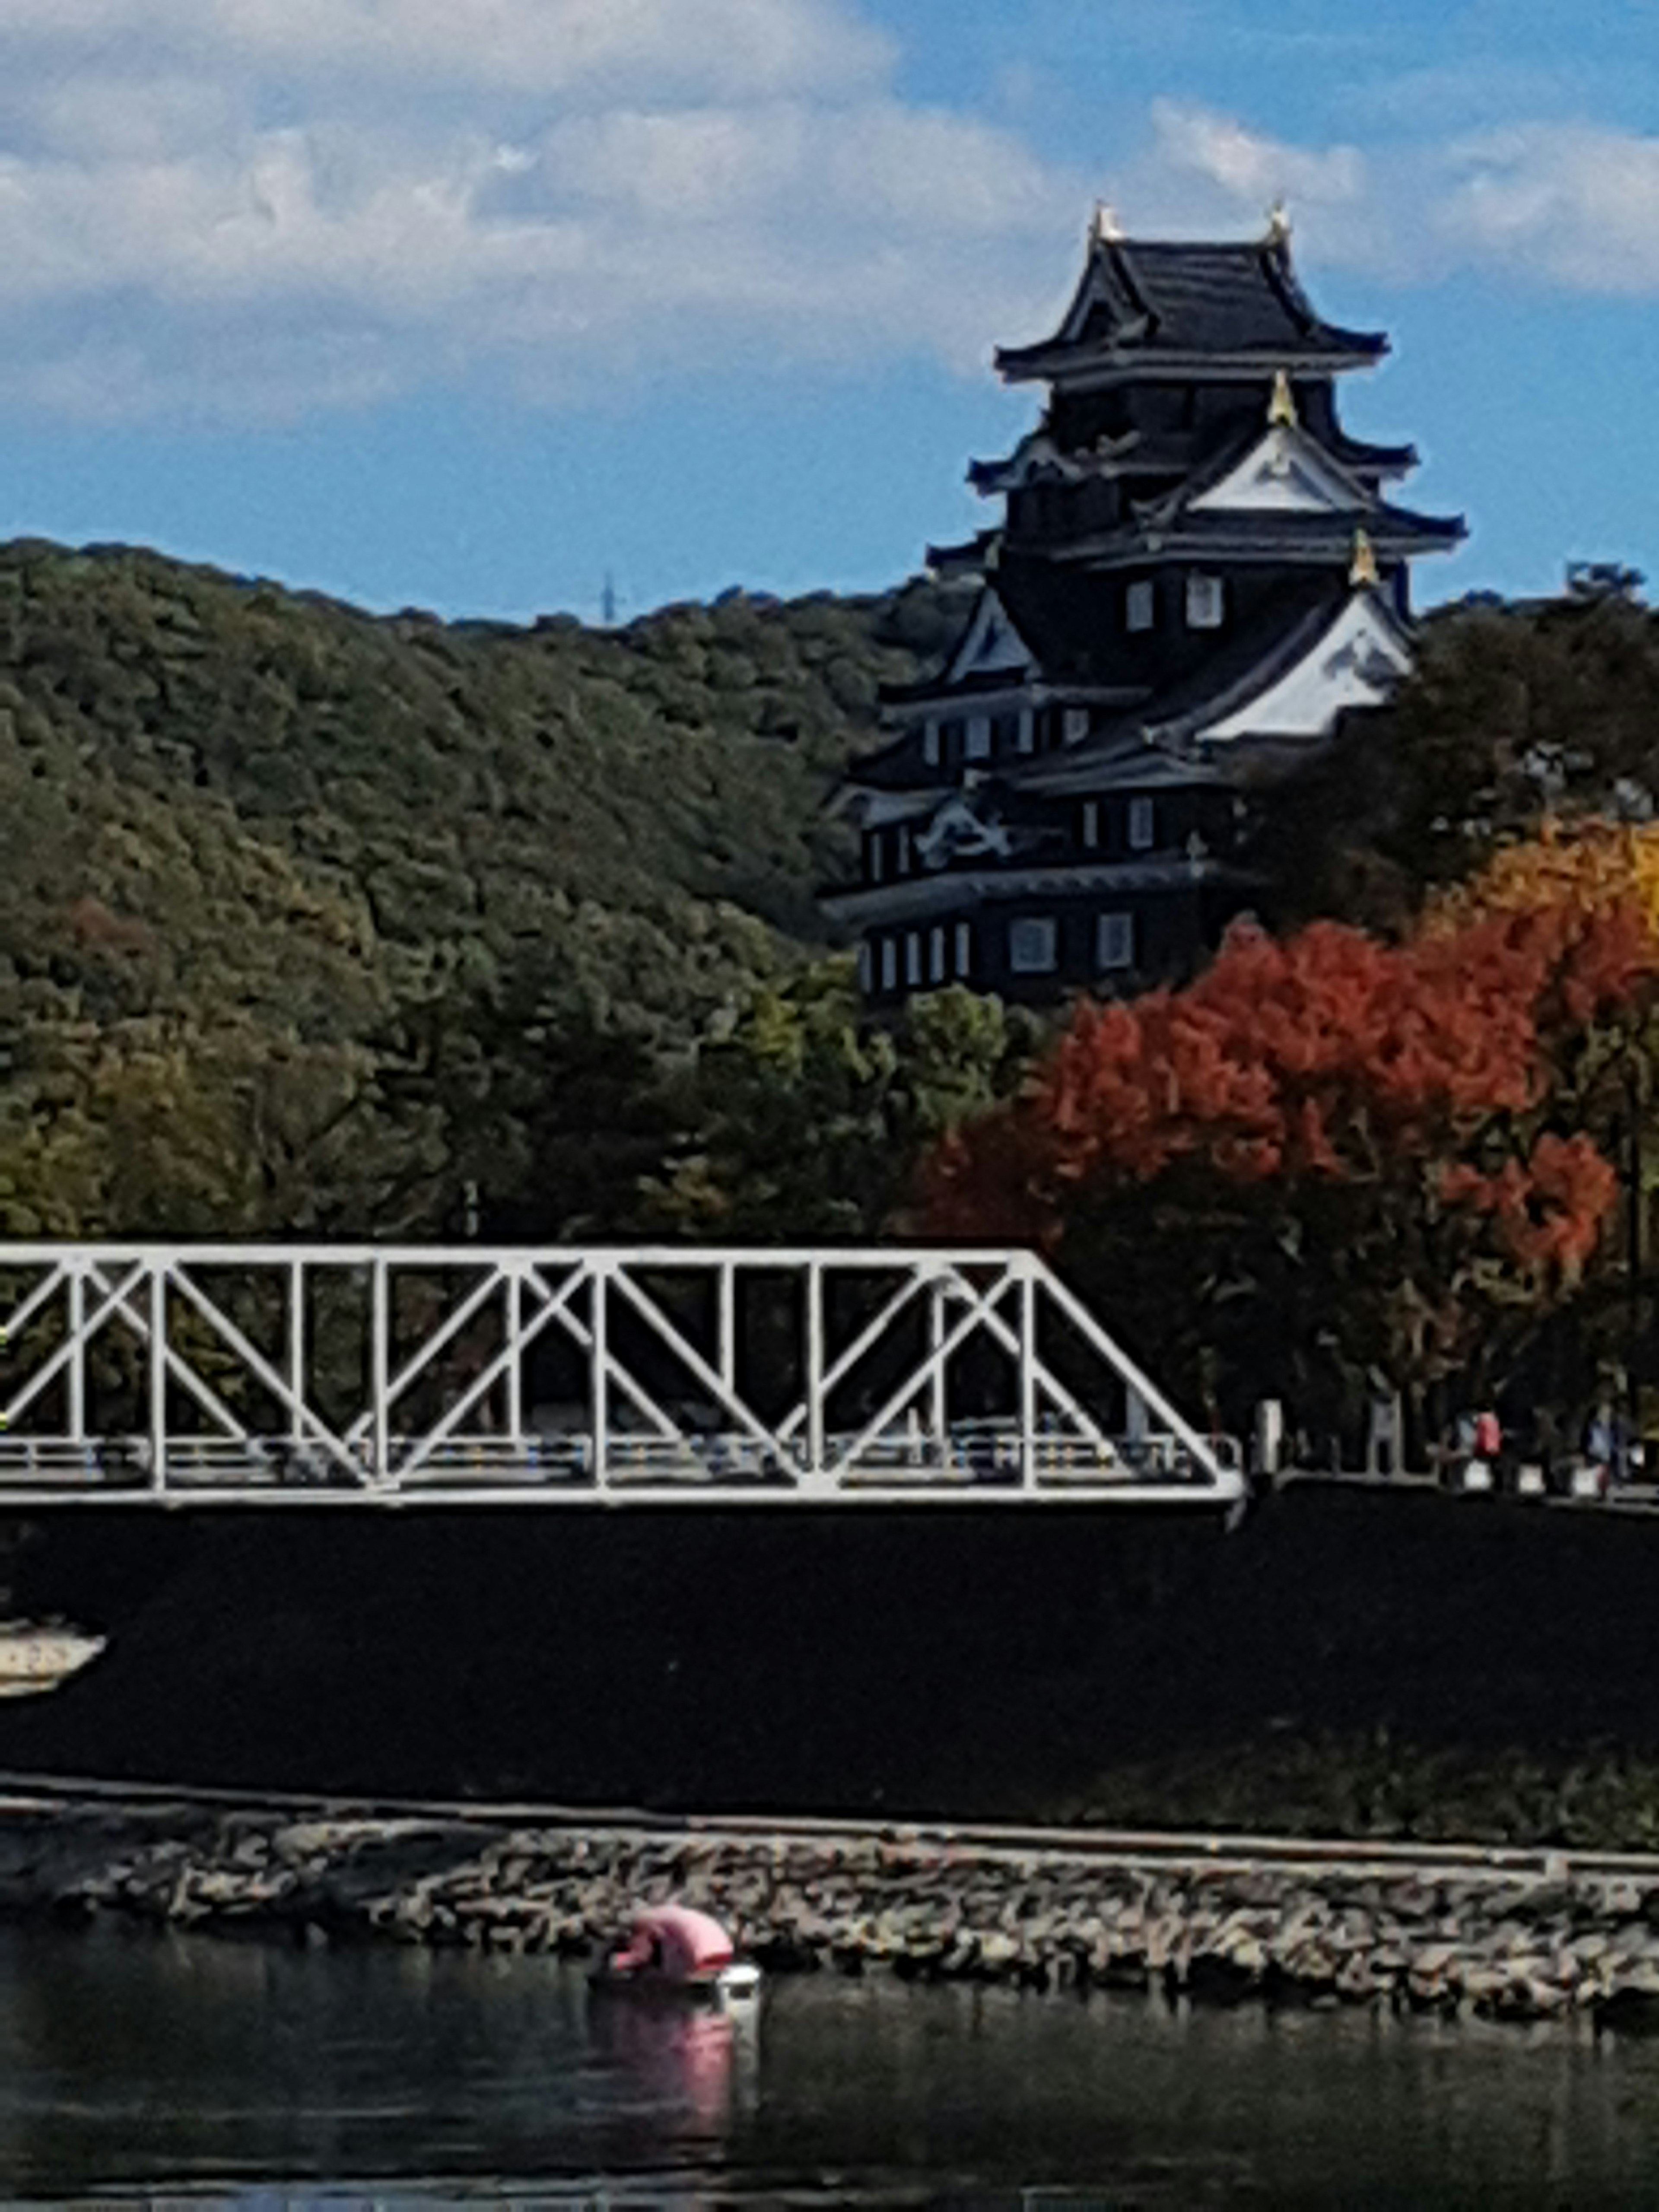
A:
996,231,1387,385
966,421,1417,498
1042,500,1465,569
1023,579,1414,789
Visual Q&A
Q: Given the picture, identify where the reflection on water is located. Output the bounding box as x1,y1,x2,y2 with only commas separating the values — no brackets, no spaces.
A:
0,1920,1658,2205
586,1994,754,2136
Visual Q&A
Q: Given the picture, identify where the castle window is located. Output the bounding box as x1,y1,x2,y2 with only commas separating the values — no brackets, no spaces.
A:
929,926,947,983
1009,916,1058,974
880,938,897,992
922,720,941,766
1063,706,1090,746
858,941,873,992
992,713,1020,755
1097,912,1135,971
1127,797,1156,851
1186,574,1224,629
1016,709,1036,754
868,832,884,884
1081,801,1100,849
954,920,973,979
965,715,992,761
896,825,912,875
941,718,964,760
905,932,922,986
1126,580,1155,632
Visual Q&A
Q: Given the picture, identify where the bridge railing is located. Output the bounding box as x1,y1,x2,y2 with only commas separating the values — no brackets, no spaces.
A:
0,1244,1242,1507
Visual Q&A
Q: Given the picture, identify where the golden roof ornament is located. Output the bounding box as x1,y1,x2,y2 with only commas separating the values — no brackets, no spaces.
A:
1268,369,1297,427
1265,200,1291,248
1349,528,1379,589
1090,200,1123,245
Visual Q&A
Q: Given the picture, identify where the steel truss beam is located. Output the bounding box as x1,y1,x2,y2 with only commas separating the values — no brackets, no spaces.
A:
0,1245,1242,1508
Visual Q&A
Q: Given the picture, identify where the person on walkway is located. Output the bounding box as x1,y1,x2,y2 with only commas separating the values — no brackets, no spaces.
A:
1586,1403,1618,1494
1365,1373,1403,1478
1471,1407,1502,1486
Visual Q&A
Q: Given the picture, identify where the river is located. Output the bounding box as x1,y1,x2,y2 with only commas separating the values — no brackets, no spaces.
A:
1,1920,1658,2205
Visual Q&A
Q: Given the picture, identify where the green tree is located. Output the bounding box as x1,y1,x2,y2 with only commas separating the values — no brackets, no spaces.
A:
1252,582,1659,933
0,535,966,1243
643,956,1045,1240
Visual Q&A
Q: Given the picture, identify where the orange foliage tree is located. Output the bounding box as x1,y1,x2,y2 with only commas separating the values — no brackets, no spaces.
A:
922,823,1659,1432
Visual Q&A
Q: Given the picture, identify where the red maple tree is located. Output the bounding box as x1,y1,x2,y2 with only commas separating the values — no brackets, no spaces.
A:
921,856,1659,1407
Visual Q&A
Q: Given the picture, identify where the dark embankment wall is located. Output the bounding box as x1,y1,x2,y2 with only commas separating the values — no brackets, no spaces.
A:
0,1487,1656,1819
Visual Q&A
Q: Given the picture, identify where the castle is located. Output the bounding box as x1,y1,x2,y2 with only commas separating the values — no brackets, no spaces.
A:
823,207,1464,1003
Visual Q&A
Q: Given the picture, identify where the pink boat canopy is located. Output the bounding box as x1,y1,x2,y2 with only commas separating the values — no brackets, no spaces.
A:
610,1904,735,1978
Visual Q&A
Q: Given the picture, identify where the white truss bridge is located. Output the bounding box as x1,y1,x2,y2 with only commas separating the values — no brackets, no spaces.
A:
0,1244,1241,1509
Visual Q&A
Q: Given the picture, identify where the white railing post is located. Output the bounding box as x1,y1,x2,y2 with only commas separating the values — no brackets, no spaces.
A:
929,1271,947,1469
591,1260,608,1487
1020,1258,1038,1489
288,1256,305,1452
67,1261,85,1442
506,1264,524,1448
148,1261,166,1493
805,1259,824,1486
371,1254,390,1484
719,1260,735,1397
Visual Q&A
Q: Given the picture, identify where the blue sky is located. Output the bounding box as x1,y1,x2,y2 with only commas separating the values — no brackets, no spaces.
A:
0,0,1654,623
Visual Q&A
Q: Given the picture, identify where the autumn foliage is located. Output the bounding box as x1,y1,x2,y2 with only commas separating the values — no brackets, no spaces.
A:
922,823,1659,1402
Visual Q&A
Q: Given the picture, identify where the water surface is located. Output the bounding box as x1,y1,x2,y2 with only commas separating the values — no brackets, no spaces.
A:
0,1920,1656,2205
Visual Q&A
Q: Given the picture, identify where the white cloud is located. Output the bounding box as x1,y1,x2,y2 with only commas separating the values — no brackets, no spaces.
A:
1436,124,1659,293
0,0,896,101
0,0,1656,428
538,101,1060,238
23,73,242,162
1132,101,1407,277
1149,100,1365,214
1138,98,1659,296
0,0,1088,419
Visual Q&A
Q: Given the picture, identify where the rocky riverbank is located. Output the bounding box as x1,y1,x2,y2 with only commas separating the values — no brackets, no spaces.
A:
11,1795,1659,2030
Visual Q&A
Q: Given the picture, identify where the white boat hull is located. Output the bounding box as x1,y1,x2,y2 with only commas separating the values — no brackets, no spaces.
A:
589,1959,761,2008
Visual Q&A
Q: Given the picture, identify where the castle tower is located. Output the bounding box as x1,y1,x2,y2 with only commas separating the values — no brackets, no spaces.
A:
824,209,1464,1003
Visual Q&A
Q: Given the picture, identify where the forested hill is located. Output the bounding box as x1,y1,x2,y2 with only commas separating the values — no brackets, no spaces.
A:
3,536,1656,1254
0,537,964,1240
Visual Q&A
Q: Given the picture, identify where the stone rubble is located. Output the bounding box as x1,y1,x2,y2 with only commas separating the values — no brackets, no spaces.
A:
10,1803,1659,2030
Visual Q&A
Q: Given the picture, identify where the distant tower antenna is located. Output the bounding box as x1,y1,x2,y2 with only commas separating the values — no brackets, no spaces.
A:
601,572,619,626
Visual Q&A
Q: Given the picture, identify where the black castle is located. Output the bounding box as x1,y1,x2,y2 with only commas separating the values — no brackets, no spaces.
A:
823,207,1464,1004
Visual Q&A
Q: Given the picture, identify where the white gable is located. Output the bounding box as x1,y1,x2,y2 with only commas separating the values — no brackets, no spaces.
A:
1189,425,1368,517
981,432,1062,493
914,792,1015,869
1200,594,1412,743
945,588,1033,683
